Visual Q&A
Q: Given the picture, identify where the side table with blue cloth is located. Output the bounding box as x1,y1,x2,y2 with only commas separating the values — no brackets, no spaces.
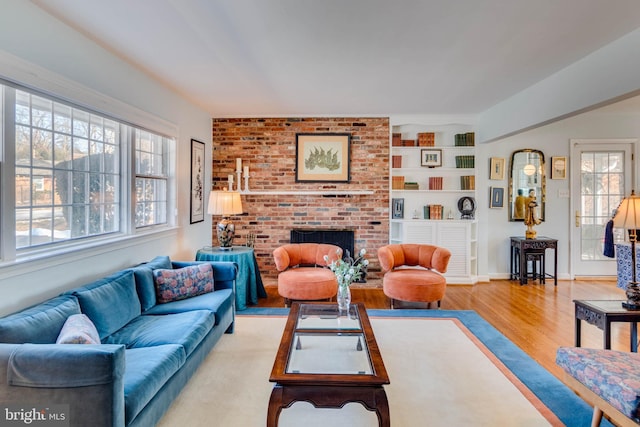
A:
616,243,640,290
196,246,266,310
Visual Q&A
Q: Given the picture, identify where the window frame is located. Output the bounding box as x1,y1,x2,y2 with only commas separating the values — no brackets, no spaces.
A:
0,80,177,265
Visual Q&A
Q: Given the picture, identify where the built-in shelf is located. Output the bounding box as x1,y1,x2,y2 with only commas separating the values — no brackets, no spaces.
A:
239,190,374,196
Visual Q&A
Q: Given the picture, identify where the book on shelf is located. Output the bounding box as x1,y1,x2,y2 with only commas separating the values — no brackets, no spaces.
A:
403,182,419,190
392,133,402,146
460,175,475,190
454,132,475,146
424,204,443,220
402,139,416,146
428,176,443,190
392,155,402,168
392,176,405,190
455,155,475,168
417,132,435,146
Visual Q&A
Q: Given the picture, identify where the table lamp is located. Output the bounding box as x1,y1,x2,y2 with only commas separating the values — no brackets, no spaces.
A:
613,190,640,309
207,190,243,250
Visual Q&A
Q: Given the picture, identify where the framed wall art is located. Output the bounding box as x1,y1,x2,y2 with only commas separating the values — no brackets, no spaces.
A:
392,198,404,219
551,156,567,179
190,139,205,224
420,149,442,167
490,157,505,180
295,133,351,182
490,187,504,208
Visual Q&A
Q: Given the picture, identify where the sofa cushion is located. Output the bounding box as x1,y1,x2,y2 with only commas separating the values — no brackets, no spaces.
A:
56,314,101,344
0,295,81,344
144,288,233,325
153,263,214,303
72,270,141,340
124,345,185,425
556,346,640,421
130,256,173,312
104,310,214,357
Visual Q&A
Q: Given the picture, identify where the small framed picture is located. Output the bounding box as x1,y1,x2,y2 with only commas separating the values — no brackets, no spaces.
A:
392,198,404,219
551,156,567,179
420,149,442,168
190,139,205,224
490,187,504,209
489,157,505,180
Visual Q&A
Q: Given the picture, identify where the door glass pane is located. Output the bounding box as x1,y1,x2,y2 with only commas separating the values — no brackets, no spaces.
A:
580,151,625,261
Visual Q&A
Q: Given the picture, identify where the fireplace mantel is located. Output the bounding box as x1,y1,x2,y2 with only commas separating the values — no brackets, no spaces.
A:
240,190,374,196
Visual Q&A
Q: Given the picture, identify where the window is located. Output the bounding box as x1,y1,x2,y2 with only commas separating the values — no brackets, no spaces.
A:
134,129,169,228
2,83,175,258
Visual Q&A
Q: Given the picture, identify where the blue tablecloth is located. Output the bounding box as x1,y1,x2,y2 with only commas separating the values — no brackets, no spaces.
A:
196,246,266,310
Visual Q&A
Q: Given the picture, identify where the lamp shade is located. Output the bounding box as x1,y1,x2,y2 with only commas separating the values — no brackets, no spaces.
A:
207,191,243,216
613,190,640,230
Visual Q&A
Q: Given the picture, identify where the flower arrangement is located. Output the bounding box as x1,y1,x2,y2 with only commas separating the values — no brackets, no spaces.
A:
324,248,369,288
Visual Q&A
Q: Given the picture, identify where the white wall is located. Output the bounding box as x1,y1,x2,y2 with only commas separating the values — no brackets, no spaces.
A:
0,1,213,315
480,110,640,279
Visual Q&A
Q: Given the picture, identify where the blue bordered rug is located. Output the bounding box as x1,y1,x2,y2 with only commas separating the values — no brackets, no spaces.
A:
239,307,610,427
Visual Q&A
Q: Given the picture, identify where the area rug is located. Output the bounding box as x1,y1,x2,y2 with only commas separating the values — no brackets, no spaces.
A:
157,309,606,427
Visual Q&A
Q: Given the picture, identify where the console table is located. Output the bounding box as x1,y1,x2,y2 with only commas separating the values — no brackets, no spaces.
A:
509,236,558,286
196,246,266,310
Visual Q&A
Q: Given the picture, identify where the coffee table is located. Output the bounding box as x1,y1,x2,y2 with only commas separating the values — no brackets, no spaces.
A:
267,302,390,426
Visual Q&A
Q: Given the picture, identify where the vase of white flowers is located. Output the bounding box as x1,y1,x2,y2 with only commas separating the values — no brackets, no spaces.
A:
324,248,369,313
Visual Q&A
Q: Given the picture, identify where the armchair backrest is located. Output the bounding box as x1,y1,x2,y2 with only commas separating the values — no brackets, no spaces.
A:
378,244,451,274
273,243,343,271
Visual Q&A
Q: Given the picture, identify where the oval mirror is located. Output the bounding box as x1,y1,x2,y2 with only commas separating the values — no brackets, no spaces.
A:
509,149,545,222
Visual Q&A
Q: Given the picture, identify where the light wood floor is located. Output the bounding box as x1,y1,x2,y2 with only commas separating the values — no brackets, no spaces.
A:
258,278,630,381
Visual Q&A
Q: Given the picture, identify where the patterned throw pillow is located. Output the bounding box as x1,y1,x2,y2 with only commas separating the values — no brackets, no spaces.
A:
56,314,101,344
153,263,214,304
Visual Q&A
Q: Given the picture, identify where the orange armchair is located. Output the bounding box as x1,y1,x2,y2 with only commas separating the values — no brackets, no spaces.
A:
378,244,452,309
273,243,343,307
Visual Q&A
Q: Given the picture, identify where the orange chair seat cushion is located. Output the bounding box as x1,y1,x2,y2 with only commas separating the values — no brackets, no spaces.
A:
277,267,338,301
383,269,446,303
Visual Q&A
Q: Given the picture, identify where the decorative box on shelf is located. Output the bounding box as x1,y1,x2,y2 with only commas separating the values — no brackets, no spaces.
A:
417,132,435,146
404,182,419,190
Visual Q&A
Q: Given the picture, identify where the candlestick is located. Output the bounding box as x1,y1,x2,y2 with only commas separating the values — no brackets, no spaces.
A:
243,165,249,177
236,158,242,173
236,171,242,192
244,172,250,192
227,174,234,192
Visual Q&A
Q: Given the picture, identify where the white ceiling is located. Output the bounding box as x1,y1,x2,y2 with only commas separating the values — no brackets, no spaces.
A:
32,0,640,117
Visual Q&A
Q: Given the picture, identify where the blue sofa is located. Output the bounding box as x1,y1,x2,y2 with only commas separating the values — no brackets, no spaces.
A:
0,256,237,427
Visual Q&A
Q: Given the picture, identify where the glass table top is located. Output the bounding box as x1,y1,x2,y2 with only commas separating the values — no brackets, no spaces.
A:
296,303,361,331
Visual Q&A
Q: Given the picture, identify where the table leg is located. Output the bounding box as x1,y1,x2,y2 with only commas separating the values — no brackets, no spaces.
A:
632,322,638,353
267,385,284,427
520,248,527,285
553,246,558,286
604,320,612,350
575,316,582,347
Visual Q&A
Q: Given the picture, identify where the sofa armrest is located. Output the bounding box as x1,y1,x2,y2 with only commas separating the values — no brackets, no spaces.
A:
172,260,238,291
0,343,125,427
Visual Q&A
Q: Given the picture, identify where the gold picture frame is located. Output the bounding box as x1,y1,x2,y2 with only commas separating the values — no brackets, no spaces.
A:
490,157,505,180
551,156,567,179
295,133,350,182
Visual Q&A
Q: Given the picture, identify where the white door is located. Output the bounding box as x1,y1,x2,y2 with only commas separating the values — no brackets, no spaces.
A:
570,139,635,277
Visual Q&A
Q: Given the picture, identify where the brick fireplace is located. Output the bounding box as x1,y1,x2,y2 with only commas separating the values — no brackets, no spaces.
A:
212,117,390,284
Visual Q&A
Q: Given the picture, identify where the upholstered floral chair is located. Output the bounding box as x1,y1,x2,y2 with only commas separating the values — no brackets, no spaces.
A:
378,243,451,309
273,243,342,307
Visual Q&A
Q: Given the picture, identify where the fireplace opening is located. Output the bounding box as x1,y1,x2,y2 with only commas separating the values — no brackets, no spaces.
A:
290,228,366,282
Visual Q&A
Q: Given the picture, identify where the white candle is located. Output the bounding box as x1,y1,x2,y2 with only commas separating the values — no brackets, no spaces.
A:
228,174,234,183
244,165,249,176
236,158,242,172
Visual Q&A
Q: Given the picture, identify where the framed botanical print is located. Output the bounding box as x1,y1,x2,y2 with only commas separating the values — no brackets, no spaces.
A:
190,139,205,224
295,133,351,182
490,157,505,180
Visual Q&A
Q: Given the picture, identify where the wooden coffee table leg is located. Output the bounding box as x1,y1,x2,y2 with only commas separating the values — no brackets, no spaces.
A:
266,385,284,427
268,385,390,427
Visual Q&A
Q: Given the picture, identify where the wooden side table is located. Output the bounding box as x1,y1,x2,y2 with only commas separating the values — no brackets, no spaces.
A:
574,299,640,352
510,236,558,286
